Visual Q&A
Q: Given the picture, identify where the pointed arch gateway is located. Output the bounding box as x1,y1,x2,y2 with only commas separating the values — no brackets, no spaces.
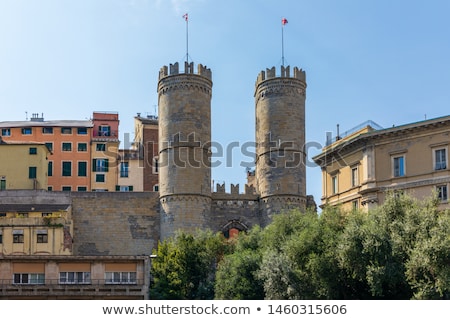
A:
221,219,249,239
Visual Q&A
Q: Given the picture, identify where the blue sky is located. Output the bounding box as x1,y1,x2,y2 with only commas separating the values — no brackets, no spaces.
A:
1,0,450,206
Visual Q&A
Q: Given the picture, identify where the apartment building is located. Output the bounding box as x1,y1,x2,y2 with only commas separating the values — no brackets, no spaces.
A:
0,114,93,191
0,140,50,191
313,116,450,211
0,190,151,299
132,115,159,191
91,112,120,191
117,149,144,191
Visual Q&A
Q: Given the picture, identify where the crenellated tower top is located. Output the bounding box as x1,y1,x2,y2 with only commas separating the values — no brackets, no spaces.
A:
158,61,212,81
255,65,305,86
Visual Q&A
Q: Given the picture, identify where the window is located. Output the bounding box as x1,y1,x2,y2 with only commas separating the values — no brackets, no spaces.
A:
45,142,53,152
77,127,88,135
62,186,72,191
0,213,6,217
77,186,87,191
92,159,109,172
116,185,133,192
437,185,448,201
42,127,53,134
1,128,11,136
0,179,5,190
62,142,72,151
59,272,91,284
0,234,2,244
41,213,52,217
435,149,447,170
13,273,45,284
13,231,24,243
78,162,87,177
78,143,87,152
105,272,137,284
96,143,106,151
48,161,53,177
62,161,72,176
351,167,358,187
393,156,405,177
153,157,159,174
153,185,159,192
98,125,111,137
29,167,37,179
352,200,359,211
22,127,32,135
36,231,48,243
96,174,105,183
331,175,338,195
61,127,72,134
120,162,129,177
29,147,37,155
48,186,53,191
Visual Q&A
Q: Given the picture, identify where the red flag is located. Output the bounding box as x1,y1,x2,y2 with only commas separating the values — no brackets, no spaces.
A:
282,17,288,25
183,13,188,21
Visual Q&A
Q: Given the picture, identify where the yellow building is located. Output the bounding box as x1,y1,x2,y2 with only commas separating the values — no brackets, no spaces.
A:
0,202,72,256
0,139,50,191
313,116,450,211
117,149,144,191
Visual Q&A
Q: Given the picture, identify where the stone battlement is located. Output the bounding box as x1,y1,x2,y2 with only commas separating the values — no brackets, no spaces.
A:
213,183,257,196
255,65,306,85
159,61,212,81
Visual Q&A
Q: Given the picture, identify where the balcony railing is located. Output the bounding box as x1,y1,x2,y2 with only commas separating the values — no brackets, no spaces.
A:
93,130,118,138
0,278,146,298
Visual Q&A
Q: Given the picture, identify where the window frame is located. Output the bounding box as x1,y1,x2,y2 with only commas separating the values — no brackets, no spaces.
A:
13,273,45,285
96,143,106,152
21,127,32,135
61,127,72,135
434,147,447,171
28,167,37,179
77,127,88,135
36,232,48,244
62,161,72,177
42,127,53,134
120,162,129,178
436,184,448,202
77,142,88,152
351,166,359,187
62,142,72,152
59,271,91,284
78,161,87,177
105,271,137,284
392,155,406,177
1,128,11,136
331,175,338,195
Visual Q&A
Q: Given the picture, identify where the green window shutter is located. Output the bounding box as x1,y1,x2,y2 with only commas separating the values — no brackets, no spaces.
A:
115,185,120,191
92,159,97,172
105,159,109,172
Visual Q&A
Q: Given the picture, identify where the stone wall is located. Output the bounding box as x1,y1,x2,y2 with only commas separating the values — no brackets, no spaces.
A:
71,192,160,256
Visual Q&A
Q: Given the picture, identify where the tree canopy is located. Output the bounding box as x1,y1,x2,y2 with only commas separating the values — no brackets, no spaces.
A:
149,193,450,300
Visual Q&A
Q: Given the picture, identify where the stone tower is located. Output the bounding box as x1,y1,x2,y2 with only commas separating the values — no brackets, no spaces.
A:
254,65,307,223
157,61,213,239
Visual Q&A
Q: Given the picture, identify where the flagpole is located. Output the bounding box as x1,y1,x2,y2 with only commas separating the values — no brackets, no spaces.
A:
281,17,288,67
186,14,189,63
281,23,285,67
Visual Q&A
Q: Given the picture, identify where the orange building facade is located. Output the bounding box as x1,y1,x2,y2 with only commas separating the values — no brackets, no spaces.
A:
0,114,93,191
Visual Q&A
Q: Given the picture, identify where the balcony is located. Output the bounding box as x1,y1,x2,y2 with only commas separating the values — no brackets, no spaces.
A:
92,130,119,142
0,278,147,299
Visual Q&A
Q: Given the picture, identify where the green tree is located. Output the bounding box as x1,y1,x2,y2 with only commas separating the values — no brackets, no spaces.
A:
215,226,265,299
338,192,450,299
149,230,229,299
